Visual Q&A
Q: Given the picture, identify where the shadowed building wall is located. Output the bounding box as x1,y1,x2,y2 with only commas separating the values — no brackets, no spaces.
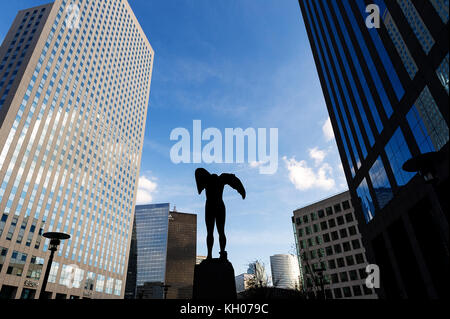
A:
299,0,448,299
165,211,197,299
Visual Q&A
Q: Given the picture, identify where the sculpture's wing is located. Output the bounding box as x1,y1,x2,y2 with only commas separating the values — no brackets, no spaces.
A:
220,173,246,199
195,168,211,194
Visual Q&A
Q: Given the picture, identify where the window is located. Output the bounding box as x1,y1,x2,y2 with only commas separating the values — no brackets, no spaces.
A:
345,213,354,223
337,258,345,267
326,246,333,256
311,212,318,221
331,231,339,241
369,157,393,210
406,87,449,153
346,255,355,266
353,285,362,296
341,286,351,298
328,259,336,269
318,209,325,218
355,253,365,264
333,287,342,298
436,53,448,94
337,216,345,225
326,207,333,216
295,217,302,225
316,235,323,245
334,243,342,253
343,242,351,252
342,200,350,210
349,225,357,236
334,204,342,213
305,226,311,235
0,247,8,272
6,251,27,276
340,228,348,238
363,285,374,295
357,178,375,223
349,270,358,281
323,233,331,243
385,128,415,186
313,224,320,233
352,239,361,249
96,275,105,292
331,274,339,284
328,219,336,228
26,256,44,280
339,272,349,282
303,215,309,223
359,268,367,280
320,221,328,230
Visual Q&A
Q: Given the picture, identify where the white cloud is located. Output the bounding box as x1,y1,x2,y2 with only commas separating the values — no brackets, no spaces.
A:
283,156,335,191
322,117,335,142
308,147,327,166
136,176,158,205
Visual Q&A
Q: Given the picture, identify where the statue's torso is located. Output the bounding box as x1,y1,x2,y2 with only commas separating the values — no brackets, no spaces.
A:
204,175,224,204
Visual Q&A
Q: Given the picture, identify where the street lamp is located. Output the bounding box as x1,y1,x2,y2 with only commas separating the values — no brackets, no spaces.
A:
162,284,171,299
39,232,70,299
402,151,443,184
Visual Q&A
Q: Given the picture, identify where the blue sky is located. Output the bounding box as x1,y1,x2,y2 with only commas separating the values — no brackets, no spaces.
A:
0,0,347,276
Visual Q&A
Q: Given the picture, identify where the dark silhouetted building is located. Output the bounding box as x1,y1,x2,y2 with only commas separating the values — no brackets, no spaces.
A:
165,211,197,299
299,0,448,299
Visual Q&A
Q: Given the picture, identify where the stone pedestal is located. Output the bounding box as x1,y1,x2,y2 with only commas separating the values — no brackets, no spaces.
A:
193,258,237,300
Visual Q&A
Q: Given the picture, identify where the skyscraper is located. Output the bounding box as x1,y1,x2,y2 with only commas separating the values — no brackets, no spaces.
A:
292,191,377,299
299,0,448,299
0,0,154,299
270,254,301,290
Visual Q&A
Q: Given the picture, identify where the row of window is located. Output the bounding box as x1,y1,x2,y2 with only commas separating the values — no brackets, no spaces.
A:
295,199,351,226
302,238,362,261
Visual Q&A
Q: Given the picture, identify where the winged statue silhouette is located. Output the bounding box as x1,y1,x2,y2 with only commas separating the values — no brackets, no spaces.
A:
195,168,246,260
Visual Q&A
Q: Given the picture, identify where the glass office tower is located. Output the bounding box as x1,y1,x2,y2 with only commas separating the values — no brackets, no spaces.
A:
134,203,170,299
0,0,154,299
299,0,448,299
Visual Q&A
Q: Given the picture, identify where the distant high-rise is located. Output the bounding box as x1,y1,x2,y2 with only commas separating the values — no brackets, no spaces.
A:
270,254,300,290
129,203,170,299
0,0,154,299
125,205,197,299
165,211,197,299
292,191,377,299
299,0,448,298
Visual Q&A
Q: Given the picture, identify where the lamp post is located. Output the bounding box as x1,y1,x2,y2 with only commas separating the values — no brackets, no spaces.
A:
162,284,171,299
39,232,70,299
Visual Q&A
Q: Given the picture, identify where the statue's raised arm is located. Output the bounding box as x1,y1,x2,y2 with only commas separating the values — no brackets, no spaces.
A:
219,173,246,199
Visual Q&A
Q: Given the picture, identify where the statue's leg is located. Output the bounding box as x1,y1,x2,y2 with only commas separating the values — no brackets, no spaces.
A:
205,210,215,259
216,205,226,257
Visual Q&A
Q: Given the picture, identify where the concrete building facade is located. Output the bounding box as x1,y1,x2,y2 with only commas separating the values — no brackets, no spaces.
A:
293,191,377,299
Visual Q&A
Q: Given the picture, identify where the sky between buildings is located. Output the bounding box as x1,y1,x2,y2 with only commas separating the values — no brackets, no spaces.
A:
0,0,347,276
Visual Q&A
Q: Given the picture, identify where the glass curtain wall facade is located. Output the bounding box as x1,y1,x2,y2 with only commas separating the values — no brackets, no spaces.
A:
134,204,170,295
0,0,154,299
299,0,448,299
